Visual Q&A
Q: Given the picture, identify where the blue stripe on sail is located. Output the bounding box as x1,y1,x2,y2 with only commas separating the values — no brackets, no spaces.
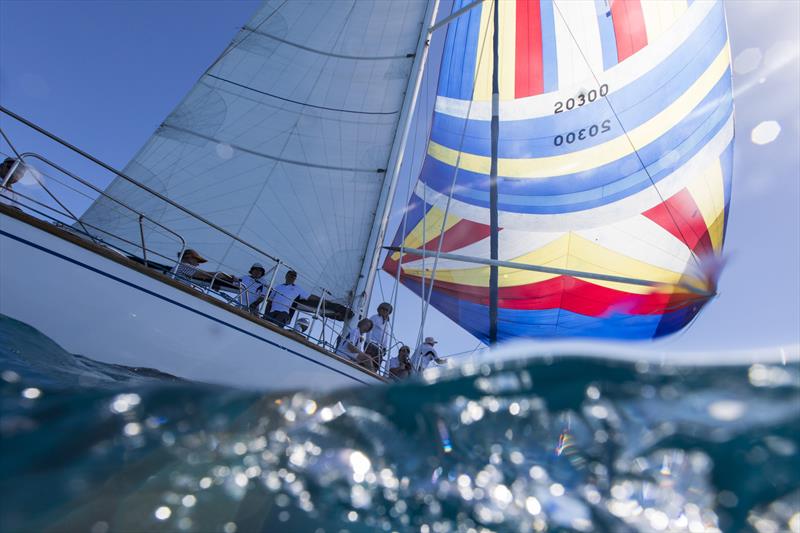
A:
595,0,619,71
421,74,733,213
438,0,482,100
430,4,727,158
400,277,700,342
390,193,431,247
539,0,559,93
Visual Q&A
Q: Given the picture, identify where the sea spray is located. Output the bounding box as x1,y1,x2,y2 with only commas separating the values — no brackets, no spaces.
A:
1,315,798,532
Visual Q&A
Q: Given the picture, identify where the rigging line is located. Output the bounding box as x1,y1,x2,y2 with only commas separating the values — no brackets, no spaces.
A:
416,0,495,349
0,127,22,159
551,1,702,268
388,46,428,354
205,0,289,74
158,124,385,174
389,1,442,352
444,341,487,359
241,26,416,61
206,74,401,116
0,128,92,238
376,267,386,302
428,0,483,34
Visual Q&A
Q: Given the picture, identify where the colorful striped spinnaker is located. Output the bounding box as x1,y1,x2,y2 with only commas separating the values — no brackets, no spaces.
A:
384,0,733,343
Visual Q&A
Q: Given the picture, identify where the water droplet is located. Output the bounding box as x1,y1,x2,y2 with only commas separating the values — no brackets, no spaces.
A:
215,143,234,160
492,484,512,506
708,400,746,421
123,422,141,437
751,121,781,145
734,48,762,74
110,393,140,414
21,387,41,399
349,451,371,483
1,370,20,383
526,496,542,515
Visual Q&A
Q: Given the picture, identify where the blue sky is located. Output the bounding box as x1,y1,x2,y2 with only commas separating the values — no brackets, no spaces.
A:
1,0,798,358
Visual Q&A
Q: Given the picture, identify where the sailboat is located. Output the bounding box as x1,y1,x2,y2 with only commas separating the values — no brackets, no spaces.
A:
0,0,732,389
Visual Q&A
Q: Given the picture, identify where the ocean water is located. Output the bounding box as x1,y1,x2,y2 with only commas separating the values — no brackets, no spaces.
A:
1,315,798,533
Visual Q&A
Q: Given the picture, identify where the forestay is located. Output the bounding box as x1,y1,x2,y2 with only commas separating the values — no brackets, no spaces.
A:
80,0,428,303
385,0,734,342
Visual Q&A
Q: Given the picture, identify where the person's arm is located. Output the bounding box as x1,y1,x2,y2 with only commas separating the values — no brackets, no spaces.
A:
190,269,214,282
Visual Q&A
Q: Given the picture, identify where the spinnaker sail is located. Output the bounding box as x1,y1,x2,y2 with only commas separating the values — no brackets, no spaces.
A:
80,0,429,304
385,0,733,342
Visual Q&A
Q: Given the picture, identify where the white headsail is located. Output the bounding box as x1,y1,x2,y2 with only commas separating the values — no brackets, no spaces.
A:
80,0,428,303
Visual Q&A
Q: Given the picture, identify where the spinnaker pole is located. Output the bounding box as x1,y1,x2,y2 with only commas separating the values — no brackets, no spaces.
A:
488,0,500,345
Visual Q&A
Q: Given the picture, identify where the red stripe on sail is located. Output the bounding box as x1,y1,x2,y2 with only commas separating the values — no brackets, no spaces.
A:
515,0,544,97
399,273,703,317
411,219,494,262
643,189,714,257
610,0,648,61
382,220,495,274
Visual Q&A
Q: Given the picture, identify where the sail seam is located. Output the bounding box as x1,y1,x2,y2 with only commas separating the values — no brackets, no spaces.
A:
241,26,415,61
206,74,401,116
159,124,385,174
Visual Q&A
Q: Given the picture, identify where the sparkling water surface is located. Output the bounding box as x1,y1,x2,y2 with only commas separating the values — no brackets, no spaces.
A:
1,315,798,533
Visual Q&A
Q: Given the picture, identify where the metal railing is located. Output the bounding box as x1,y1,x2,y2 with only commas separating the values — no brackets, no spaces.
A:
0,108,416,380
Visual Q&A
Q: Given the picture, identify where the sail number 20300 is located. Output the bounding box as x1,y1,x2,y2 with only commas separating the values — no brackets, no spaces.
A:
553,119,611,146
553,84,609,114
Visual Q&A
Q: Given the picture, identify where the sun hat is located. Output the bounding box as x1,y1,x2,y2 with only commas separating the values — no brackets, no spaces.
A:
424,336,437,345
182,248,207,263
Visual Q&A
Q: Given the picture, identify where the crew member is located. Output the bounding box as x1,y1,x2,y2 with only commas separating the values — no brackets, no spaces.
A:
266,270,309,326
336,318,374,368
365,302,392,372
239,262,268,314
412,336,445,372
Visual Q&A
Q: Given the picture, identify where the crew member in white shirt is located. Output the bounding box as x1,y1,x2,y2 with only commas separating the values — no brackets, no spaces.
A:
412,336,445,372
266,270,310,326
336,318,373,366
238,262,268,314
364,302,392,372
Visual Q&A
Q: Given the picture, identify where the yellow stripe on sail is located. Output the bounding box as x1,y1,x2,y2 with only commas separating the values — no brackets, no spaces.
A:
427,42,731,179
498,0,517,101
473,1,494,101
391,206,462,261
641,0,689,44
686,159,726,252
402,233,700,295
403,233,569,286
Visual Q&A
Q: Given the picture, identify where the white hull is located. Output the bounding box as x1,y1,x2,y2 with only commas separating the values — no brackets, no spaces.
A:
0,209,381,390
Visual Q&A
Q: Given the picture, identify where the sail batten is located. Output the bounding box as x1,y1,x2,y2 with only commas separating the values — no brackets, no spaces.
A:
386,0,733,343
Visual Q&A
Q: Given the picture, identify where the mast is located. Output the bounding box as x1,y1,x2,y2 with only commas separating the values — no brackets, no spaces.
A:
488,0,500,345
350,0,441,319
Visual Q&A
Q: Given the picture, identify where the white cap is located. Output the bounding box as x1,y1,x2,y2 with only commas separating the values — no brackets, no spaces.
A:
424,336,437,345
